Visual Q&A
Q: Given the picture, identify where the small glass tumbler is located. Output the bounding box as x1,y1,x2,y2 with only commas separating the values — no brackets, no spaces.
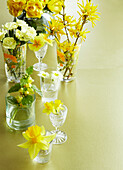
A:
5,94,36,130
33,131,53,164
49,105,68,144
33,141,53,164
39,68,61,103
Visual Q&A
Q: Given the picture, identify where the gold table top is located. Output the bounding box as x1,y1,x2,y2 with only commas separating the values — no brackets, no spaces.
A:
0,1,123,170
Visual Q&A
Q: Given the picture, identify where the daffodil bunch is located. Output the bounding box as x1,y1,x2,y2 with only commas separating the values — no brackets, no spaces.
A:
7,0,63,18
38,70,63,82
18,125,56,159
45,0,100,80
7,66,42,107
43,100,64,115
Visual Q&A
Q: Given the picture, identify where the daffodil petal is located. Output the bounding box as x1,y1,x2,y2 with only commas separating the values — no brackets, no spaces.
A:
22,132,30,140
40,125,45,136
28,143,40,160
18,141,31,148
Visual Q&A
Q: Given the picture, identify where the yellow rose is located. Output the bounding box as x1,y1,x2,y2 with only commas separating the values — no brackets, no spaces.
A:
7,0,26,17
25,0,43,18
3,37,16,49
48,0,63,13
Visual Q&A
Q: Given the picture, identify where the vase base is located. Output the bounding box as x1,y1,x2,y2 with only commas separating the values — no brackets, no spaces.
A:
51,130,67,144
62,76,76,82
33,63,47,71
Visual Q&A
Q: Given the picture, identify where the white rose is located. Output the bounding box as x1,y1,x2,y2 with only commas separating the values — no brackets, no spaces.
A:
23,27,37,41
3,37,16,49
16,19,28,27
2,22,18,30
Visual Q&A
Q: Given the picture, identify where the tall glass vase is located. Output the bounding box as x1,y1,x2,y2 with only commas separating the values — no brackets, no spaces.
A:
57,40,81,82
2,44,27,83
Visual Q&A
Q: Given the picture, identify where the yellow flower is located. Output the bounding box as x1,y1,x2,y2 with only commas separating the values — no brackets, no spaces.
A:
28,35,45,51
43,100,64,115
27,76,34,84
53,100,64,113
18,125,56,159
3,37,16,49
25,0,43,18
45,18,65,40
43,102,54,115
39,34,53,46
48,0,63,13
7,0,26,17
77,0,100,27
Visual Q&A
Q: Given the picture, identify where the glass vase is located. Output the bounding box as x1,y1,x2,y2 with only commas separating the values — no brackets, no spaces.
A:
5,94,36,130
57,40,81,82
49,105,68,144
2,44,27,83
39,67,61,103
33,140,53,164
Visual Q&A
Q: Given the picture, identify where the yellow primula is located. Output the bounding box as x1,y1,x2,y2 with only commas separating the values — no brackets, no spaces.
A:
43,102,54,115
48,0,63,13
39,33,53,46
43,100,64,115
18,125,56,159
53,100,64,113
28,35,45,51
7,0,26,17
77,0,100,27
25,0,43,18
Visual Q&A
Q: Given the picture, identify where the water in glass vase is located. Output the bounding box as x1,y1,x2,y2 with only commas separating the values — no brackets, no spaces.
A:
42,83,58,103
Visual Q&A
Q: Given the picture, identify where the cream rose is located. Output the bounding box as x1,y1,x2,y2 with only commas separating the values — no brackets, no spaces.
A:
3,37,16,49
2,22,18,30
0,30,7,41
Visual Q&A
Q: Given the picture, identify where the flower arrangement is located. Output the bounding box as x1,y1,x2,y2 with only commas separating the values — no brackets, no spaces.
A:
43,100,64,115
7,0,63,18
7,66,42,107
0,20,36,80
18,125,56,159
44,0,100,81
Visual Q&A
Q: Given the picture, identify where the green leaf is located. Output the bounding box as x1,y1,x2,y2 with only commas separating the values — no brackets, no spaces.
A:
20,78,28,87
7,96,18,105
8,83,21,93
26,66,33,75
22,95,34,106
31,85,42,96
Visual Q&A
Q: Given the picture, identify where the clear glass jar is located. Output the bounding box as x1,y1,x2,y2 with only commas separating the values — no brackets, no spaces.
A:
5,94,36,130
2,44,27,83
33,141,53,164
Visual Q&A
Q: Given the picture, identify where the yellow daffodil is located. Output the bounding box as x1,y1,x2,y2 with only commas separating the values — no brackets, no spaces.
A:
43,102,54,115
18,125,56,159
48,0,63,13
